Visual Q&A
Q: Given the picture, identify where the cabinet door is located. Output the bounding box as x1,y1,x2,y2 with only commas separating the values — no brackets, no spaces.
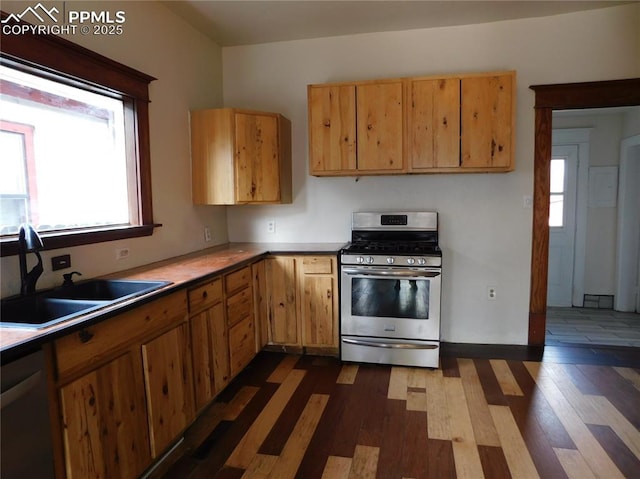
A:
142,323,195,458
265,256,299,345
356,81,404,171
408,78,460,170
461,73,514,169
234,112,280,202
298,257,338,348
190,302,226,411
59,352,151,479
210,305,230,393
229,315,256,377
308,84,357,174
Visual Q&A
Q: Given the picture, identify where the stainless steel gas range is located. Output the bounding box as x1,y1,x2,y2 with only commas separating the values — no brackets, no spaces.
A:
340,211,442,368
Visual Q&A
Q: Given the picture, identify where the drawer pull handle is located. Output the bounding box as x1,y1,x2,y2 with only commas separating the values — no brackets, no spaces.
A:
78,330,94,343
202,291,208,299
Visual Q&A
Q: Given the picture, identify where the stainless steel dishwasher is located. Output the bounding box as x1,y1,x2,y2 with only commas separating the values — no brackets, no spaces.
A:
1,348,55,478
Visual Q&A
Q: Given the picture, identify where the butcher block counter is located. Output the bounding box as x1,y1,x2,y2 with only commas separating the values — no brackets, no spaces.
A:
0,242,344,362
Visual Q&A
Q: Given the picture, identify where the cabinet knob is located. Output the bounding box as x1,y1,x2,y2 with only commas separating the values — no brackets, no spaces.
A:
202,291,208,299
78,329,94,343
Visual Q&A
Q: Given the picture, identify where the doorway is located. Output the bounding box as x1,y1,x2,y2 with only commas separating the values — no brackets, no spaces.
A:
545,113,640,347
527,78,640,346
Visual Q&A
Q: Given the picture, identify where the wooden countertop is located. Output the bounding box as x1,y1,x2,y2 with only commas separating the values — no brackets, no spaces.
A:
1,242,344,362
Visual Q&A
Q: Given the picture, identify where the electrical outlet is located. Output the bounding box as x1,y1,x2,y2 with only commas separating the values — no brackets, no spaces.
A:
204,226,212,242
487,286,497,300
116,247,130,260
267,219,276,234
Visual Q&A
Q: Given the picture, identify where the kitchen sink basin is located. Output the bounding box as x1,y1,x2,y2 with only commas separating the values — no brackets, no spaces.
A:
46,279,171,301
1,279,171,329
0,296,108,329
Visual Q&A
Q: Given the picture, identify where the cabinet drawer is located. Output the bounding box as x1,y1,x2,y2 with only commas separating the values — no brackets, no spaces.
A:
301,256,333,274
226,287,252,328
229,316,255,377
225,266,251,295
188,278,222,313
54,291,187,379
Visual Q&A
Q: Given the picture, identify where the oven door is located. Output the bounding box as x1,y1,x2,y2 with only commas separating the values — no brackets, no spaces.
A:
341,266,441,341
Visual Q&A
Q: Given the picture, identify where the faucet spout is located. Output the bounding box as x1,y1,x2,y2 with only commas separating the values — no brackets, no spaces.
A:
18,224,44,296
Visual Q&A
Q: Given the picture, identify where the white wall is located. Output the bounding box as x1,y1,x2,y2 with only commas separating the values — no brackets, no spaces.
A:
221,4,640,344
1,1,226,297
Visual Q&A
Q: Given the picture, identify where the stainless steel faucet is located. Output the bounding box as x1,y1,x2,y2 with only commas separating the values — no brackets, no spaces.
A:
18,223,44,295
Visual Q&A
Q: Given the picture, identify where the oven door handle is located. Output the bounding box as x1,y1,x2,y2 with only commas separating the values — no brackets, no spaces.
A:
341,268,441,278
342,337,439,350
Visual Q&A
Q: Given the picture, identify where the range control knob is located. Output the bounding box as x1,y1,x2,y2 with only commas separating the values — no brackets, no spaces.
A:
417,257,426,265
407,258,416,265
365,256,375,264
386,257,395,264
356,256,364,264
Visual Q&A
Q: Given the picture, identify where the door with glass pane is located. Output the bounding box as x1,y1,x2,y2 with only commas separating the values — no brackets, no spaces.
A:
547,145,579,307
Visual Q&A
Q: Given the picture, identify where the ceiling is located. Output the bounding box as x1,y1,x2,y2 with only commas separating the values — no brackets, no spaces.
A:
162,1,631,47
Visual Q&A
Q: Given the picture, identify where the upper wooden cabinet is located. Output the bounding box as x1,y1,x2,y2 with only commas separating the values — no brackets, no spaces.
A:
461,73,514,169
308,84,357,173
407,77,461,171
308,80,404,175
309,70,515,176
190,108,292,204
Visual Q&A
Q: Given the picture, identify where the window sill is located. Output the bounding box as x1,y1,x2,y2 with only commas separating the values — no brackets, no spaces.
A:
0,224,161,257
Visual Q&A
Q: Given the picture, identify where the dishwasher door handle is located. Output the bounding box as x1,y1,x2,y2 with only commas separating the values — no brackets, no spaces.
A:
1,371,42,410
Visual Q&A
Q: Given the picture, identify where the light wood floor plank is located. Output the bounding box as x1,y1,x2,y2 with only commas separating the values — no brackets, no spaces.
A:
524,362,625,479
444,377,485,479
591,395,640,460
458,358,501,447
407,367,427,389
388,367,409,400
337,364,359,385
226,369,306,468
406,390,427,412
554,448,596,479
613,366,640,391
242,454,277,479
224,386,260,421
321,456,353,479
489,404,540,479
267,355,300,383
267,394,329,479
425,369,451,440
348,445,380,479
490,359,524,396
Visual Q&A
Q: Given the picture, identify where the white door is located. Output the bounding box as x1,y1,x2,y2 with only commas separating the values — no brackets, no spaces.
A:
547,145,579,307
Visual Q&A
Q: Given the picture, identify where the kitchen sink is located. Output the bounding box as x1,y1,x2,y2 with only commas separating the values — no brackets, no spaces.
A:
0,279,171,329
0,296,108,329
46,279,171,301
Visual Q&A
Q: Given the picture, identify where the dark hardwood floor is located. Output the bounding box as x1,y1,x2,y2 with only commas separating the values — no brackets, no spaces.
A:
159,344,640,479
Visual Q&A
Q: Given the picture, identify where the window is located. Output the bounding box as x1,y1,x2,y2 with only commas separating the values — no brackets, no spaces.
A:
549,158,565,227
0,15,156,256
1,66,132,234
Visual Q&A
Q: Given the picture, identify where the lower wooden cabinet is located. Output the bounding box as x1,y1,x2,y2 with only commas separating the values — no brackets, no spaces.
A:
190,301,228,411
225,266,256,377
258,255,339,352
188,278,229,412
141,323,195,457
188,266,257,414
51,291,192,479
299,256,338,348
58,351,150,479
47,255,336,478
